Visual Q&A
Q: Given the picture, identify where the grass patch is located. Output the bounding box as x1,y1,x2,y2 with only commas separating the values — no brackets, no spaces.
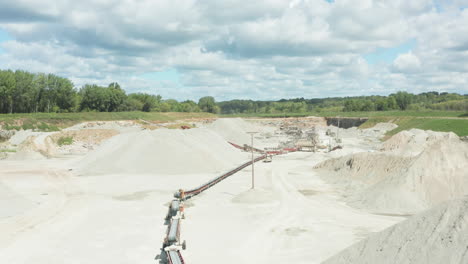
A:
359,117,395,129
222,110,467,118
1,120,60,131
0,149,16,153
0,112,215,131
57,136,74,146
385,118,468,137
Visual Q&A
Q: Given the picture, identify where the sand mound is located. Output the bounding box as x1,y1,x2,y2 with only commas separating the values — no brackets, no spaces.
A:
315,130,468,214
0,130,15,142
380,129,459,156
232,188,276,204
355,123,398,139
323,198,468,264
205,118,258,145
75,128,248,175
6,133,56,160
7,130,42,145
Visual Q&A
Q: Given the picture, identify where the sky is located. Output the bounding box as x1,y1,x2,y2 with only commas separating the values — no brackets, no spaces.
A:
0,0,468,101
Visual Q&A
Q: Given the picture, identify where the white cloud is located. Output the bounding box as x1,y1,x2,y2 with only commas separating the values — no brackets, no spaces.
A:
0,0,467,100
393,52,421,73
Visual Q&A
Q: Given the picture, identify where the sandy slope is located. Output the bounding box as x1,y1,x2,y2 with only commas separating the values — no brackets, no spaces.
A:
75,128,249,175
315,129,468,214
323,198,468,264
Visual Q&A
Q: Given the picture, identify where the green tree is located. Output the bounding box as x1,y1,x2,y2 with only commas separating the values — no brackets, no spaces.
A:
159,102,171,112
127,93,162,112
79,85,108,111
180,100,200,112
107,83,126,112
375,98,388,111
387,97,398,110
361,100,375,111
198,96,219,113
164,99,181,112
393,91,412,110
0,70,16,113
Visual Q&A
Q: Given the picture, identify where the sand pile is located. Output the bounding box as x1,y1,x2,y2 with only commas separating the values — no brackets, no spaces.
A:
358,123,398,139
0,130,15,142
380,129,459,156
6,134,53,160
315,130,468,214
338,123,397,140
8,130,42,146
75,128,248,175
323,198,468,264
205,118,261,145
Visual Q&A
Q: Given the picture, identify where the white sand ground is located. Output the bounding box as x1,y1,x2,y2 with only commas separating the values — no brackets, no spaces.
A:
182,152,404,264
0,118,465,264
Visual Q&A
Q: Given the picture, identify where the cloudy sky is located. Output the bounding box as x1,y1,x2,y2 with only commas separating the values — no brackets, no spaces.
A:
0,0,467,101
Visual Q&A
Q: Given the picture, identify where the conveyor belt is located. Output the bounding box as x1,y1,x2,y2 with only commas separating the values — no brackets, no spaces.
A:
168,218,179,242
168,250,185,264
181,154,267,200
162,142,297,263
170,200,180,212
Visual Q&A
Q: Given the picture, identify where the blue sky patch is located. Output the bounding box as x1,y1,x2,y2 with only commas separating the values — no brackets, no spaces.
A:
140,68,182,85
0,29,12,54
363,39,416,64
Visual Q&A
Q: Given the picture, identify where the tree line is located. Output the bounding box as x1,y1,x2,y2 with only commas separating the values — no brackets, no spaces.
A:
219,92,467,114
0,70,218,114
1,69,466,114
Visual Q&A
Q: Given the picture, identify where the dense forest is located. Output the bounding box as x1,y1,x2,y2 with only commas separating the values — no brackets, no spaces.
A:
0,69,466,114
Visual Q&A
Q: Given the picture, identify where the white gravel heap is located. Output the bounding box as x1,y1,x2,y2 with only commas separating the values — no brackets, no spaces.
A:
205,118,257,145
75,128,248,175
315,129,468,214
380,129,460,157
323,198,468,264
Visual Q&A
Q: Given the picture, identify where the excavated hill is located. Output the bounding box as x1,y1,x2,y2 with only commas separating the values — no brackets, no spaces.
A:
323,198,468,264
315,129,468,214
75,128,248,175
204,118,276,147
380,129,460,157
205,118,258,145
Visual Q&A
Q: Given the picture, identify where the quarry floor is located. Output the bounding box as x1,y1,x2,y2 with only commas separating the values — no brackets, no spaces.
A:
0,134,406,264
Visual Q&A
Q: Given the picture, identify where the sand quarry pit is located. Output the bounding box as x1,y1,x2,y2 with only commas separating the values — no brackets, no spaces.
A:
0,117,467,264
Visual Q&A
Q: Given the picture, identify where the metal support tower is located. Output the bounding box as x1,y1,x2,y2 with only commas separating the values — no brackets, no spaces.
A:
247,132,258,189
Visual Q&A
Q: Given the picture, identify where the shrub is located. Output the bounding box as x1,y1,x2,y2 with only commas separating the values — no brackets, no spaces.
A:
57,136,74,146
0,149,16,153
